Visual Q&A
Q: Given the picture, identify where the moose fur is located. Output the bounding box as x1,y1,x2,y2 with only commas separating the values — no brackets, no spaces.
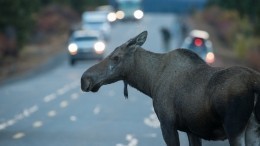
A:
81,31,260,146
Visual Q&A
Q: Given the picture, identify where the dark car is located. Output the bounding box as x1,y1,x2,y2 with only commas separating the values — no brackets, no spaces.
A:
181,30,215,64
67,30,106,65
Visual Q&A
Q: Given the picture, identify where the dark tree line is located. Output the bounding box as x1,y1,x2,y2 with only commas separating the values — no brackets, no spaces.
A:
209,0,260,35
0,0,107,57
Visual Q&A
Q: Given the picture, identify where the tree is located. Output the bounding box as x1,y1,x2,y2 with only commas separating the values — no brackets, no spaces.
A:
0,0,40,50
209,0,260,34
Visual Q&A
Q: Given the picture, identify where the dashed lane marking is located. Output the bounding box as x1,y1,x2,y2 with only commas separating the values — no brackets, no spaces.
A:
0,81,80,132
70,93,79,100
60,100,68,108
43,93,57,103
143,133,157,138
0,105,38,131
93,105,101,115
47,110,57,117
70,116,77,122
43,81,79,103
13,132,25,139
116,134,138,146
144,108,160,128
33,121,43,128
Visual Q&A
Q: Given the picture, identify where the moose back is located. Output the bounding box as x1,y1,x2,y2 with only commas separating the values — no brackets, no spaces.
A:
81,31,260,146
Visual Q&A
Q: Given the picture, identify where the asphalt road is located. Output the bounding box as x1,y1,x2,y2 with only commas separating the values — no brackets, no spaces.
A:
0,14,228,146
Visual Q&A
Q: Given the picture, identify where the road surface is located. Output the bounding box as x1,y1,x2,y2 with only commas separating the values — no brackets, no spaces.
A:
0,14,228,146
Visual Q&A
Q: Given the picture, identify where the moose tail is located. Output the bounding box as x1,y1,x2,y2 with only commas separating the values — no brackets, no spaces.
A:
253,72,260,122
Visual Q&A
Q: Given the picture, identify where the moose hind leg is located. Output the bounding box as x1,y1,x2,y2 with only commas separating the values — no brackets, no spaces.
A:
245,113,260,146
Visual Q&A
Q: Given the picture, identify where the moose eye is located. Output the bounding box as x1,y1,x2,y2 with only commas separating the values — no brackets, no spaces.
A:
112,56,120,62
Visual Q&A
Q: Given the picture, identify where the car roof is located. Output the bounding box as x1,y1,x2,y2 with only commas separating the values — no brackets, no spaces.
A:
189,30,209,40
82,11,107,22
71,30,100,38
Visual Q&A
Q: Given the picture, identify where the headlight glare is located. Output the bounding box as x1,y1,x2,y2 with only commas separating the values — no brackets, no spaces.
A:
94,41,105,54
107,12,117,22
68,43,78,55
134,10,144,19
116,11,125,20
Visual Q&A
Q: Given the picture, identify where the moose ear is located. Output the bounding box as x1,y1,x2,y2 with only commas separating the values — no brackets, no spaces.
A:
135,31,148,46
127,31,148,47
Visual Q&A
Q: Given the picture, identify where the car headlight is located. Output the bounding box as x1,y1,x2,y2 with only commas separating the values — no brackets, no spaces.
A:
107,12,117,22
116,11,125,20
94,41,105,54
206,52,215,64
134,10,144,19
68,43,78,55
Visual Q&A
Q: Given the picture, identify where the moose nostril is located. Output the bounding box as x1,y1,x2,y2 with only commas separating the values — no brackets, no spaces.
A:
81,78,90,91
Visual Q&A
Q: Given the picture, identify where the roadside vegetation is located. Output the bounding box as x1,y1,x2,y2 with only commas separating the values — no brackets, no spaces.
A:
196,0,260,70
0,0,107,81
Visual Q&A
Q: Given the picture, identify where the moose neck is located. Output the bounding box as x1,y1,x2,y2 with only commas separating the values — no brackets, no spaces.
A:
124,48,163,98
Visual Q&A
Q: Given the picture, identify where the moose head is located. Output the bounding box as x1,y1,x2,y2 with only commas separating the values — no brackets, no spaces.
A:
81,31,148,97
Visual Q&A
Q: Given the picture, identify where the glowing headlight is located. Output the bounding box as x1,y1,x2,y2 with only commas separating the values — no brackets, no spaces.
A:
134,10,144,19
116,11,125,20
206,52,215,64
107,12,117,22
68,43,78,55
94,41,105,54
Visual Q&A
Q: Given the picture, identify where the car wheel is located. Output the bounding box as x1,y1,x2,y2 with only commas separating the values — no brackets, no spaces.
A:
70,59,76,66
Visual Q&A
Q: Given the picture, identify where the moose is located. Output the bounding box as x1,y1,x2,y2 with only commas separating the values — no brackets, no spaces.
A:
81,31,260,146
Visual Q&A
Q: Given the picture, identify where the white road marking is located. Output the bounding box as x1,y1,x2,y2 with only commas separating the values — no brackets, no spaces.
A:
7,119,15,126
47,110,57,117
0,123,7,130
93,105,101,115
70,116,77,122
70,93,79,100
57,88,66,95
60,100,68,108
126,134,133,141
0,81,79,131
0,105,39,131
144,133,157,138
44,82,79,103
144,113,160,128
33,121,43,128
43,93,57,103
13,132,25,139
116,134,138,146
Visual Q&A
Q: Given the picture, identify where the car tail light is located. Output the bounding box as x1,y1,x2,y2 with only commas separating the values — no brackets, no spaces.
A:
194,38,203,47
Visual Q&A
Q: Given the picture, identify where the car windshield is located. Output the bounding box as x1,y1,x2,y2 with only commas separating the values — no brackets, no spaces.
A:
74,36,98,41
83,22,103,30
119,1,139,9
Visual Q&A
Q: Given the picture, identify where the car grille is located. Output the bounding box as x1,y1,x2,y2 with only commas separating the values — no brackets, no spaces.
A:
78,48,93,53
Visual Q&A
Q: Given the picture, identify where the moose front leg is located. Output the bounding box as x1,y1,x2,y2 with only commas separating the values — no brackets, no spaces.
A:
187,132,202,146
160,122,180,146
153,99,180,146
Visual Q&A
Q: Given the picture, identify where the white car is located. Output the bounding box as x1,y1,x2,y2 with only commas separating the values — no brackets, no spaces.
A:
67,30,106,65
82,11,111,41
182,30,215,64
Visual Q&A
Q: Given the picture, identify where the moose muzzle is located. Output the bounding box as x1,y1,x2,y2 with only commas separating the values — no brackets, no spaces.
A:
81,74,102,92
81,77,90,92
